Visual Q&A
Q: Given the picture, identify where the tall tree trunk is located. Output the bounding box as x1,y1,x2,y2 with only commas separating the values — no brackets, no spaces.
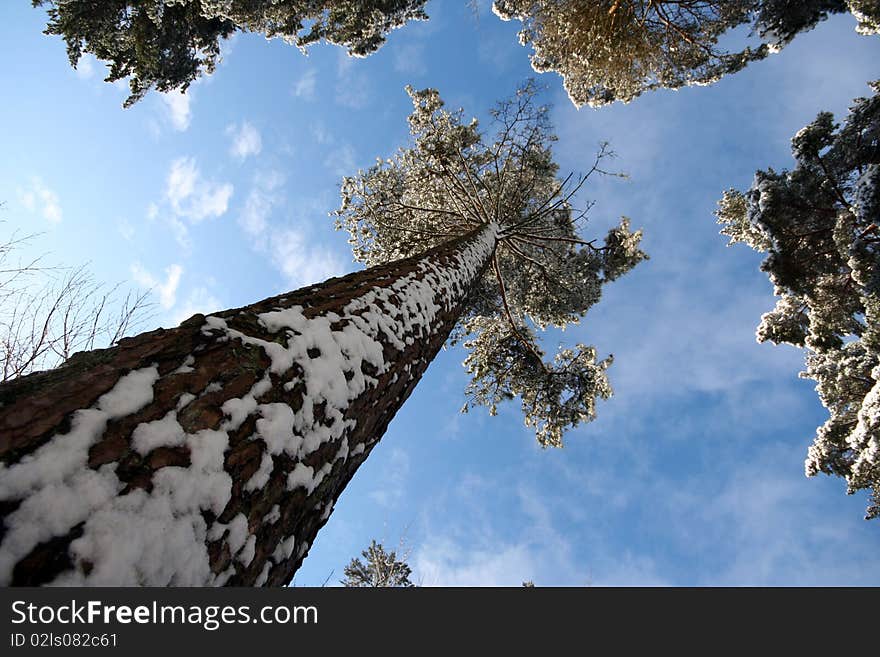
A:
0,223,499,586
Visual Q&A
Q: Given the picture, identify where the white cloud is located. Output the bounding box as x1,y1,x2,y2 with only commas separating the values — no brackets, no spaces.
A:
293,68,317,100
335,51,371,109
415,539,537,586
112,77,130,94
74,53,98,80
392,42,427,76
335,79,371,110
477,32,517,73
166,157,233,223
145,197,192,248
18,177,62,224
131,262,183,310
171,286,223,326
236,172,345,288
239,170,285,239
167,159,198,207
410,470,671,587
310,121,332,145
160,90,192,131
227,121,262,160
269,228,345,288
645,441,880,586
323,144,357,177
368,448,410,507
336,50,355,76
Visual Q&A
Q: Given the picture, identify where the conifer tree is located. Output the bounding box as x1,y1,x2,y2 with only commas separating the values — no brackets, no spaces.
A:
336,81,647,446
342,540,414,587
0,83,644,585
716,82,880,518
492,1,879,107
33,0,428,106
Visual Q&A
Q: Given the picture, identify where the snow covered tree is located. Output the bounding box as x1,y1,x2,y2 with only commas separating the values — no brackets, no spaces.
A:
0,83,644,585
33,0,428,106
492,1,880,107
342,540,414,587
336,81,646,446
716,82,880,518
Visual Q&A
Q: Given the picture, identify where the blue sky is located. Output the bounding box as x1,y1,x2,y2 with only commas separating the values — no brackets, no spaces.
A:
2,2,879,585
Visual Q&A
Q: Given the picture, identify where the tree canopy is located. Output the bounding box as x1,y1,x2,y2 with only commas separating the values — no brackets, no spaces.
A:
717,82,880,518
492,1,880,107
36,1,880,110
342,540,415,587
33,0,428,106
334,81,647,447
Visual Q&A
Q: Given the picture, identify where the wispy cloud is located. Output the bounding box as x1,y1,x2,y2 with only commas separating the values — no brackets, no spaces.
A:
392,42,427,76
166,157,233,223
369,448,410,508
310,120,332,145
477,31,518,73
411,473,594,587
73,53,98,80
239,170,285,239
269,228,345,288
146,203,159,221
226,121,262,160
171,286,223,326
147,158,232,247
415,539,538,586
130,262,183,310
335,51,371,109
323,144,357,177
18,177,62,224
159,90,192,131
237,171,345,288
293,68,317,100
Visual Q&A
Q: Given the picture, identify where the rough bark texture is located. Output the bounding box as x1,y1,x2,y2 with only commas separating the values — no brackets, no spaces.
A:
0,223,497,586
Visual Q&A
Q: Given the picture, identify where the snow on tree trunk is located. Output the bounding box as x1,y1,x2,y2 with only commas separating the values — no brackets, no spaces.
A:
0,222,499,586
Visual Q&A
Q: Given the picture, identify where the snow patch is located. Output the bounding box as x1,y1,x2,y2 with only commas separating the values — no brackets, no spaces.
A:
0,367,161,584
263,504,281,524
244,451,274,492
131,411,186,455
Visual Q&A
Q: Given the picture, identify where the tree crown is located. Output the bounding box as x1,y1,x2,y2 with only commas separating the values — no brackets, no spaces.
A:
717,81,880,518
342,540,415,587
492,1,878,107
335,82,647,446
34,0,428,106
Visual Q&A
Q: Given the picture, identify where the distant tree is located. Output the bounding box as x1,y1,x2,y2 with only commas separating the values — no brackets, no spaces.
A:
0,226,152,381
0,83,644,585
33,0,428,106
492,1,880,107
716,82,880,518
342,540,414,587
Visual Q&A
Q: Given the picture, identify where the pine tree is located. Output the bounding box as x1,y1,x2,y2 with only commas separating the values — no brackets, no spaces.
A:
0,83,645,585
492,1,879,107
336,81,647,446
342,540,414,587
32,0,428,106
716,82,880,518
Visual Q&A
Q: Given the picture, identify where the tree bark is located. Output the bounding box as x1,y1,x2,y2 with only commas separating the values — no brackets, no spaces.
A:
0,222,498,586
